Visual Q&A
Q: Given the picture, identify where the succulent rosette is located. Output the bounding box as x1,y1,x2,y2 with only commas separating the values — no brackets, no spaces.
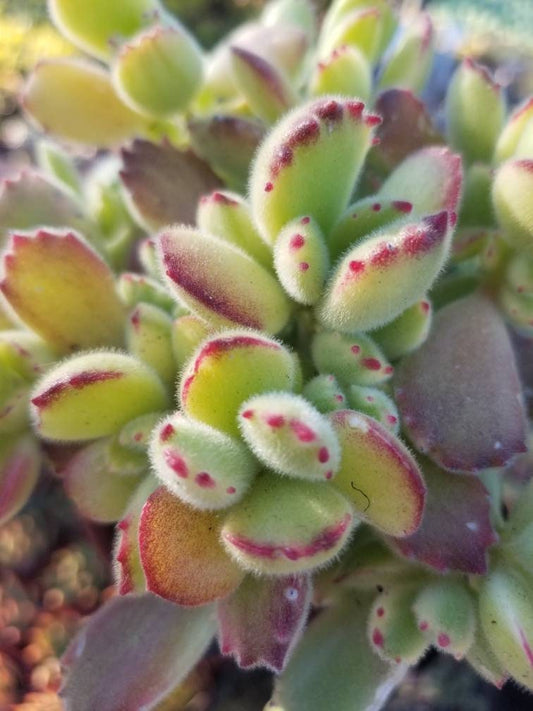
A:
1,0,533,709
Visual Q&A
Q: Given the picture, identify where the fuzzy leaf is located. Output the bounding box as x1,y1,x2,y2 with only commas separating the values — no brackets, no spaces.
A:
274,215,329,305
271,593,407,711
117,272,175,313
217,574,311,672
493,159,533,251
118,412,163,451
378,14,434,93
1,230,125,352
379,146,463,216
238,392,341,482
121,139,220,231
0,434,40,526
250,96,379,244
149,412,258,509
302,374,347,414
394,294,527,471
309,45,371,102
413,579,476,658
171,315,211,370
479,564,533,691
311,330,393,388
372,299,432,361
126,302,175,387
231,47,296,124
369,583,428,665
466,618,509,690
49,0,157,60
330,410,425,537
23,59,146,148
318,212,452,333
347,385,399,434
196,190,272,269
0,330,56,381
158,225,291,334
221,475,354,575
179,330,298,437
327,196,415,262
31,352,169,441
63,438,144,523
392,460,497,574
139,485,245,606
60,593,215,711
188,115,265,191
495,97,533,164
320,7,383,62
0,172,89,245
446,59,505,164
113,24,203,118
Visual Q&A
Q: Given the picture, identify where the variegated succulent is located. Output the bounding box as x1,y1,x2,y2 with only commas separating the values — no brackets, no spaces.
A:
2,0,533,709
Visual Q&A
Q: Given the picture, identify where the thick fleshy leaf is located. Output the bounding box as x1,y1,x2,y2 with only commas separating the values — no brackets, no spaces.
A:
347,385,399,434
0,330,56,381
372,299,432,361
329,410,425,537
1,230,124,352
394,294,527,471
179,330,298,437
378,14,434,93
149,412,258,509
60,593,215,711
369,582,428,665
113,24,203,118
0,434,40,526
318,212,452,333
139,485,245,606
23,59,146,148
369,89,442,174
188,115,265,191
309,45,371,102
113,476,158,595
0,172,90,245
492,159,533,251
271,593,407,711
158,226,291,334
63,437,144,523
31,352,169,441
466,614,509,689
320,7,383,62
121,139,220,231
221,475,354,575
379,146,462,216
171,315,211,370
49,0,157,60
231,47,296,124
413,579,476,658
249,96,379,244
125,302,175,387
302,374,347,414
479,564,533,690
445,59,505,164
321,0,396,55
36,139,82,196
311,330,393,387
495,97,533,164
196,190,271,268
238,392,341,482
392,459,497,574
217,574,312,672
273,215,329,305
117,272,175,313
327,196,414,262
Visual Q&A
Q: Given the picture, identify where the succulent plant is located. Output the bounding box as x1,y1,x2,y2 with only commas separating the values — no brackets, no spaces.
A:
2,0,533,708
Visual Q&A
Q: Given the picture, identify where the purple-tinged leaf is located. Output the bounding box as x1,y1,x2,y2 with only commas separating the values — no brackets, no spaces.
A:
391,459,497,574
188,115,265,192
60,593,216,711
217,574,312,672
394,294,527,472
120,139,220,230
271,593,407,711
0,434,40,526
370,89,442,173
